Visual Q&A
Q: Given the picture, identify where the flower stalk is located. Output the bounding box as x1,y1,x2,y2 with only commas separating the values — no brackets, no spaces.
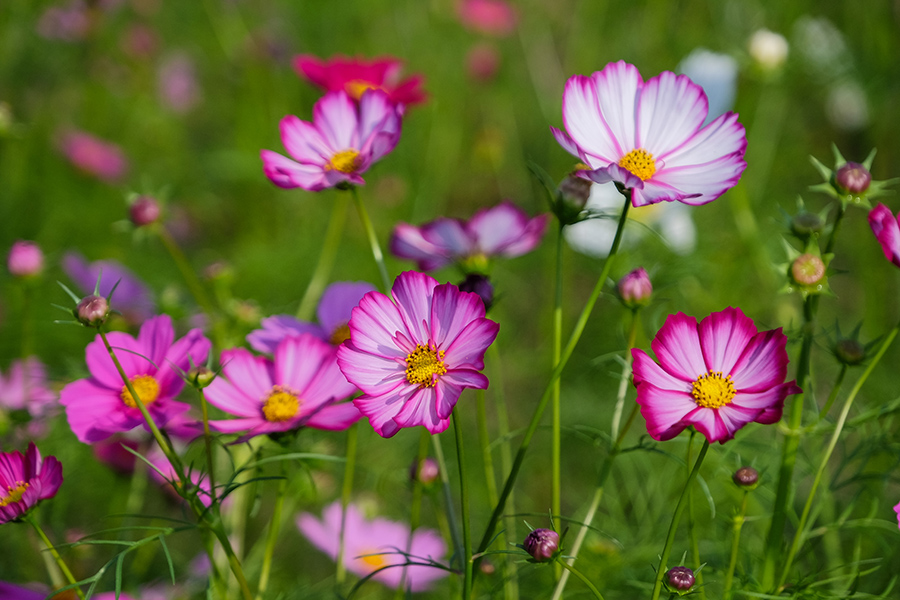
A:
296,193,350,320
25,513,86,600
350,186,392,292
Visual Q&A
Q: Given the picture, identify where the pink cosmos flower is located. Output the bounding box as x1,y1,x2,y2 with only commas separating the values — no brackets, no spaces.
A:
894,501,900,530
158,53,201,114
261,90,402,192
247,281,376,354
390,201,549,272
62,251,156,323
58,129,129,183
457,0,518,37
868,203,900,268
337,271,499,437
60,315,211,444
206,334,360,439
294,54,427,108
0,358,58,440
298,501,448,592
0,442,63,524
7,241,44,278
552,61,747,207
632,307,801,444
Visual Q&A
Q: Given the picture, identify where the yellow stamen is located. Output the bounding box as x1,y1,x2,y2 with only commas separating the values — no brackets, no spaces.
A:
0,481,29,507
691,371,736,409
618,148,656,181
358,549,389,571
405,344,447,388
120,374,160,408
262,386,301,422
329,323,352,346
345,80,382,100
327,149,361,174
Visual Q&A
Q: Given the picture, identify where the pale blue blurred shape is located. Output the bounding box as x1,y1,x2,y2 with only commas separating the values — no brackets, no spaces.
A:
678,49,739,125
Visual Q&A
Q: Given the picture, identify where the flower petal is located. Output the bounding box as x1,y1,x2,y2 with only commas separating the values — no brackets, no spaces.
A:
442,317,499,369
636,71,708,156
391,271,439,344
698,307,757,375
731,328,789,393
650,313,706,382
313,91,359,150
345,291,411,359
393,386,445,432
219,348,274,401
429,282,487,348
261,150,328,190
317,282,376,334
634,382,696,441
631,349,691,392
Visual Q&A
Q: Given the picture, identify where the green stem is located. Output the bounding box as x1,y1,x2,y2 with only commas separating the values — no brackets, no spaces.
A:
551,223,564,580
296,193,349,320
25,513,86,600
611,309,639,441
650,438,711,600
476,389,499,509
723,490,749,600
686,432,706,600
475,193,632,558
816,365,847,423
432,433,464,573
453,411,473,600
210,525,255,600
350,186,391,291
777,323,898,588
199,389,217,498
156,227,218,320
256,464,287,600
556,557,605,600
336,421,359,586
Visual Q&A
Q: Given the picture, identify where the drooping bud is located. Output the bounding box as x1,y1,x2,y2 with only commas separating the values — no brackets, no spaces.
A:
790,212,825,238
7,240,44,278
129,195,162,227
791,253,825,286
523,528,559,562
834,162,872,195
458,274,494,311
665,566,696,592
75,295,109,327
618,267,652,308
733,466,759,488
409,457,440,486
834,338,866,366
188,366,216,389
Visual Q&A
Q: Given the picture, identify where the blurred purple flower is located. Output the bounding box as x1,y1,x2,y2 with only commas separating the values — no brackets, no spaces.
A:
158,53,201,114
36,1,91,41
0,357,58,432
58,129,129,183
62,252,156,324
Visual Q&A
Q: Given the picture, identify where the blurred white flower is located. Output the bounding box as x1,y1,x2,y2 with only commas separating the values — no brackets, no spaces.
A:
826,80,869,131
748,28,789,71
678,49,738,124
793,17,850,79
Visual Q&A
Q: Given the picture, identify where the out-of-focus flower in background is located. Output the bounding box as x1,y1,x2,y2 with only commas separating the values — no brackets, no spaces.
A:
868,203,900,269
158,53,202,114
58,129,129,183
6,241,44,278
456,0,518,37
466,42,501,83
294,55,427,109
678,49,738,124
0,358,58,440
748,28,789,72
62,252,156,324
37,1,91,42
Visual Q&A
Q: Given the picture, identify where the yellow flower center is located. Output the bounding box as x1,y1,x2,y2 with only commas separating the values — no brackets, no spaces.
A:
405,344,447,388
618,148,656,181
462,253,489,273
120,375,160,408
262,386,301,422
329,323,352,346
0,480,29,507
345,80,382,100
691,371,736,409
357,548,389,572
327,149,361,173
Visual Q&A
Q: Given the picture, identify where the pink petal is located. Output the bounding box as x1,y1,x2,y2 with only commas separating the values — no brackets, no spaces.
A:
683,406,731,443
650,313,706,382
390,223,453,271
697,307,757,375
353,386,413,438
441,318,499,369
358,89,401,161
204,378,261,418
650,151,746,206
441,369,488,391
583,164,645,190
429,282,487,348
636,71,707,156
317,282,376,334
731,328,789,392
157,328,210,397
420,218,473,258
275,334,329,392
550,126,583,159
345,292,411,359
304,402,362,430
337,342,406,391
630,178,697,207
391,271,439,344
588,61,641,155
314,91,359,150
280,114,333,163
302,350,357,403
261,150,328,191
219,348,274,400
631,349,691,392
869,203,900,268
393,386,447,434
635,382,697,441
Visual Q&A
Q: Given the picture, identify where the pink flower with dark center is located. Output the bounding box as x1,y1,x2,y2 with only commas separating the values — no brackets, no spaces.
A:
294,55,427,108
632,307,800,444
62,251,156,324
206,334,360,440
261,90,402,192
337,271,499,438
457,0,518,37
60,315,211,444
390,201,549,272
0,442,63,524
247,281,376,354
552,61,747,207
868,203,900,268
58,129,129,183
298,501,448,592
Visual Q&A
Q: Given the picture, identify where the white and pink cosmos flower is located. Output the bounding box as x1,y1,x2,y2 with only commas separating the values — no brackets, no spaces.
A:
261,90,402,192
337,271,499,438
868,203,900,269
552,60,747,207
632,307,800,444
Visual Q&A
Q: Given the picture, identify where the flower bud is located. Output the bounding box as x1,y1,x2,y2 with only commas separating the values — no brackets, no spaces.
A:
790,212,825,238
791,253,825,286
733,466,759,487
523,528,559,562
188,366,216,389
458,274,494,311
129,195,161,227
75,295,109,327
409,457,440,486
834,162,872,195
479,559,496,576
834,338,866,366
558,171,592,211
665,566,695,592
7,240,45,278
618,267,652,308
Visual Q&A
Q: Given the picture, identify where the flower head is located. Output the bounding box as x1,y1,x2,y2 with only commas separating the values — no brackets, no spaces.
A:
294,54,427,109
7,241,44,278
206,334,360,440
0,358,58,436
835,162,872,195
632,307,800,444
0,442,63,524
552,61,747,207
58,129,128,183
733,466,759,488
60,315,211,443
868,203,900,269
522,528,559,562
456,0,518,37
62,252,156,324
298,501,448,591
247,281,376,354
129,195,162,227
390,201,549,272
261,90,402,192
337,271,499,438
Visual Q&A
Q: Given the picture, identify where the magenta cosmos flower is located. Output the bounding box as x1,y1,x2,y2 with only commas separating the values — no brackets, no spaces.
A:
247,281,376,354
632,307,800,444
0,358,57,421
0,442,63,524
552,61,747,207
206,334,360,439
457,0,518,37
868,203,900,268
58,129,129,183
390,201,549,272
60,315,211,444
298,501,448,592
294,54,427,108
261,89,402,192
337,271,499,437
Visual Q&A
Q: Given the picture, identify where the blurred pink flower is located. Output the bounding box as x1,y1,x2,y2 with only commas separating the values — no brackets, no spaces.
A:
868,203,900,268
36,1,91,41
0,442,63,524
466,42,501,82
457,0,518,37
7,241,44,278
894,501,900,530
121,24,158,59
337,271,499,438
632,307,800,444
261,90,402,191
0,357,58,426
294,54,427,108
390,201,548,272
59,129,129,183
146,446,216,507
298,501,448,592
62,251,156,324
158,53,201,113
60,315,211,443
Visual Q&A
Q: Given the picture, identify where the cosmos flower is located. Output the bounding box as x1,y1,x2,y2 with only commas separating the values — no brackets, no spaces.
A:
390,201,549,272
0,358,58,440
62,251,156,324
293,54,427,108
298,501,448,592
261,90,402,192
58,129,129,183
206,334,360,439
456,0,518,37
632,307,800,444
60,315,211,444
0,442,63,524
247,281,376,354
868,203,900,268
552,60,747,207
337,271,499,438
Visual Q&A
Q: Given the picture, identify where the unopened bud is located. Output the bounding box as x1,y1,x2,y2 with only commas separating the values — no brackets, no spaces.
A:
791,212,824,238
618,267,652,308
129,195,161,227
7,240,44,278
188,366,216,389
458,274,494,311
834,162,872,195
523,528,559,562
558,171,592,210
791,253,825,286
835,338,865,366
665,566,695,592
75,295,109,327
410,457,440,486
733,466,759,487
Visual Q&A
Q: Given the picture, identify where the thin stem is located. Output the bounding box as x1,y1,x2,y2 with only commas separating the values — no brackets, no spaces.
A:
336,421,359,586
453,411,473,600
210,526,255,600
611,309,639,441
650,438,711,600
556,557,605,600
351,186,392,291
686,432,706,600
255,465,287,600
551,223,564,582
476,389,499,509
26,513,86,600
198,388,217,498
156,227,217,319
817,365,847,423
433,432,464,573
296,193,350,320
723,490,749,600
